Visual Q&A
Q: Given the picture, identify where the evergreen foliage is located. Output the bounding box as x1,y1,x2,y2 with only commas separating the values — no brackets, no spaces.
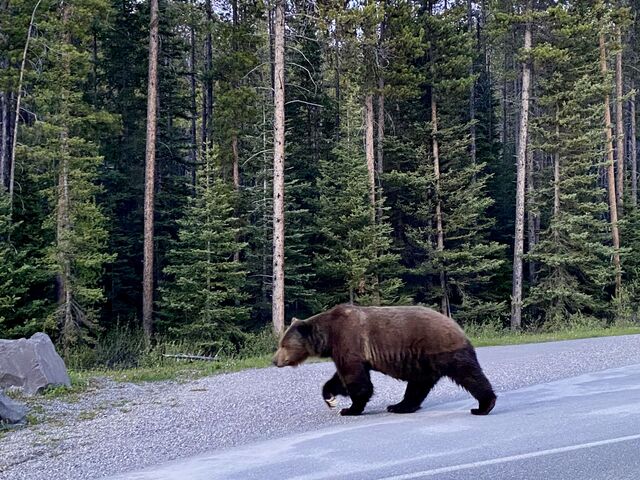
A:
2,0,640,353
160,149,248,350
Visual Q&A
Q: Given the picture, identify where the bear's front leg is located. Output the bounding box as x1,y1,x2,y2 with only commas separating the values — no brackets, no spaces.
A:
337,364,373,416
322,372,348,409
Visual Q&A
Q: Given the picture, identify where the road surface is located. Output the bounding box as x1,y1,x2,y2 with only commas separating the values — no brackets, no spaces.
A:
110,336,640,480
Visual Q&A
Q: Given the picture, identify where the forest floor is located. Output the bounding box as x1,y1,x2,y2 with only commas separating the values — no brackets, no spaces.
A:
1,327,640,480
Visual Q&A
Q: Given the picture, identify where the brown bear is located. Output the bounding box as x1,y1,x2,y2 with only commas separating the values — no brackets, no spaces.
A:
272,304,496,416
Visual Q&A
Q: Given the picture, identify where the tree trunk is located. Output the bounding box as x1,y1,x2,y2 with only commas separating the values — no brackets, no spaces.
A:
57,3,74,350
334,25,341,138
632,87,637,207
615,25,624,215
0,91,6,190
272,0,286,337
189,21,197,184
526,146,536,285
510,16,532,331
365,94,376,213
142,0,160,340
468,0,477,167
376,77,384,222
8,0,42,217
431,93,449,317
553,113,560,228
201,0,213,155
600,32,622,297
232,134,239,190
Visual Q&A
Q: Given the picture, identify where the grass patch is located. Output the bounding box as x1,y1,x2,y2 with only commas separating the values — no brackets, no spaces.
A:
82,354,274,383
62,322,640,387
469,324,640,347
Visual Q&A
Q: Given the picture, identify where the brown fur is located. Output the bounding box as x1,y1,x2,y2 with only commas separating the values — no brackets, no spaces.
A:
273,304,496,416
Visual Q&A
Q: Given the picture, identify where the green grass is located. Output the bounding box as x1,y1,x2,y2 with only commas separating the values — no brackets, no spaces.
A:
469,324,640,347
53,323,640,394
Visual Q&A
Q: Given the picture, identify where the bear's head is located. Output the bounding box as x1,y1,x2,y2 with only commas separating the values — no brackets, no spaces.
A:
272,318,313,367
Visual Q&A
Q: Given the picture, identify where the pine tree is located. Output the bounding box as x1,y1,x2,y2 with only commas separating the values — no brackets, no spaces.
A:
407,3,505,323
525,4,616,324
315,91,404,306
160,149,248,350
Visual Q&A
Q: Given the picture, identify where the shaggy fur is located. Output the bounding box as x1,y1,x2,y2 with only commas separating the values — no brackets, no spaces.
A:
273,304,496,416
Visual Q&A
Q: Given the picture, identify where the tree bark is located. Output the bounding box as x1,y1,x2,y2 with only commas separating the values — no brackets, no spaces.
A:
272,0,286,337
57,3,74,350
201,0,213,155
365,94,376,213
615,25,624,215
631,86,637,207
142,0,160,340
526,146,536,285
431,93,449,317
0,91,6,190
468,0,477,167
376,76,384,221
510,15,532,331
8,0,42,217
600,32,622,298
553,113,560,225
189,21,197,183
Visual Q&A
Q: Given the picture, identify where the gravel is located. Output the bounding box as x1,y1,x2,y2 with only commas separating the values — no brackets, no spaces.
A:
1,334,640,480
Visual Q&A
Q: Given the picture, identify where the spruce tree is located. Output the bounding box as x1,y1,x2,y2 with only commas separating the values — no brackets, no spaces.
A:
315,91,404,306
407,3,505,323
525,4,616,325
160,149,248,350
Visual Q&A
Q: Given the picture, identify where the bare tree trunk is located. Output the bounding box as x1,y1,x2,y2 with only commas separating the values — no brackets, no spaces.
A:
365,94,376,213
334,26,341,138
431,93,449,317
0,91,6,190
553,113,560,226
526,146,537,285
232,134,240,190
510,16,532,331
467,0,477,167
189,21,197,184
376,77,384,222
600,32,622,297
615,25,625,215
632,87,637,207
142,0,160,340
272,0,286,337
8,0,42,216
201,0,213,155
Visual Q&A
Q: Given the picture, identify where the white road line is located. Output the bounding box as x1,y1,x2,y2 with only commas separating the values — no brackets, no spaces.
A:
381,433,640,479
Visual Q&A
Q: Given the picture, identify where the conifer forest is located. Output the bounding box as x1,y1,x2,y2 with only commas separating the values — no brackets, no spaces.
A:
1,0,640,356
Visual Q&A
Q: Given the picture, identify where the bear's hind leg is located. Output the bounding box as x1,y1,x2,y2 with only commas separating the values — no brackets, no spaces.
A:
322,372,348,409
338,364,373,416
387,378,438,414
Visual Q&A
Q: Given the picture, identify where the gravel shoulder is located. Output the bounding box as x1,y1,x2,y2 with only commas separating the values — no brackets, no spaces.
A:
2,334,640,480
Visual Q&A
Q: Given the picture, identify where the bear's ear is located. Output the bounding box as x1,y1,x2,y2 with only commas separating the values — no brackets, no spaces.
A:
291,317,300,323
294,320,312,338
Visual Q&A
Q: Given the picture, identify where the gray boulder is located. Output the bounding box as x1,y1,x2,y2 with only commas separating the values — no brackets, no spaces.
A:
0,333,71,395
0,391,27,425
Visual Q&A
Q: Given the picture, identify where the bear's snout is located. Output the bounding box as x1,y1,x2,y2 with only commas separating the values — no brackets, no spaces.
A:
272,349,287,367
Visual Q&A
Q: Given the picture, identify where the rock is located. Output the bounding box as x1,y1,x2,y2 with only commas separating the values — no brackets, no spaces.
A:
0,391,27,425
0,333,71,395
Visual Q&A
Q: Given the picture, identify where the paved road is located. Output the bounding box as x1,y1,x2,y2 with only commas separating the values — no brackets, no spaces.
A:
110,336,640,480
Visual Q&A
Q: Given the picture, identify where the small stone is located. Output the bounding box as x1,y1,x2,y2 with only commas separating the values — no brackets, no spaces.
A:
0,390,28,425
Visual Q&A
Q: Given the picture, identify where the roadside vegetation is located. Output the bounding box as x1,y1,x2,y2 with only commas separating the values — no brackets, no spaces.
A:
54,319,640,391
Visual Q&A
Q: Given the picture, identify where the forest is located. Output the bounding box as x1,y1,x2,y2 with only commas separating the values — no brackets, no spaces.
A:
1,0,640,359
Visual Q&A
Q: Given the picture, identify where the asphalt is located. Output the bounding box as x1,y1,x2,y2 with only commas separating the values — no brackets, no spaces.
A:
107,335,640,480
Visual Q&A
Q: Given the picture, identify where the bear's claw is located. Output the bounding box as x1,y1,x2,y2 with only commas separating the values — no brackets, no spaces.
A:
324,396,338,409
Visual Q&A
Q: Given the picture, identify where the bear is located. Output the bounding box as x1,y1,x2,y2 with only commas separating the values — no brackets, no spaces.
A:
272,304,496,417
